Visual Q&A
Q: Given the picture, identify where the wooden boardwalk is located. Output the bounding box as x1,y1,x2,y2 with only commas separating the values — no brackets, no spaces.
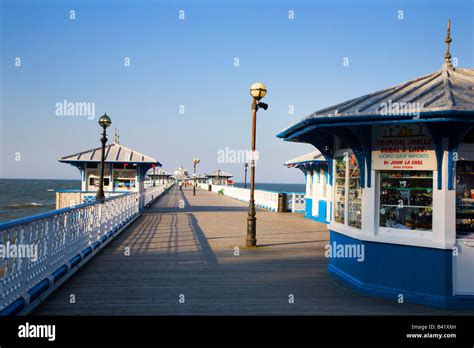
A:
34,186,470,315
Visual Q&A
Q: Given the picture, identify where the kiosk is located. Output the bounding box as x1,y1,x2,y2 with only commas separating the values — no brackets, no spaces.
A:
285,151,331,223
277,23,474,309
59,138,161,209
207,170,233,186
147,168,172,185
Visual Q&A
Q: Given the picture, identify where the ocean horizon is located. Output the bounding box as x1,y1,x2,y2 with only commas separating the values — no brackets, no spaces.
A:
0,179,305,223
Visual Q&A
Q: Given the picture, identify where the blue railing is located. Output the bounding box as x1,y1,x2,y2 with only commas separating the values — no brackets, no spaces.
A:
0,192,140,315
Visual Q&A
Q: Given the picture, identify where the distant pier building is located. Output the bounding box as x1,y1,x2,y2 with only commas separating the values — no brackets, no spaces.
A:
172,166,190,182
147,168,173,185
195,174,209,184
207,170,233,186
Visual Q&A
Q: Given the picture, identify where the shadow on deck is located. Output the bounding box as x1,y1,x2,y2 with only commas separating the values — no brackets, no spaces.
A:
32,187,472,316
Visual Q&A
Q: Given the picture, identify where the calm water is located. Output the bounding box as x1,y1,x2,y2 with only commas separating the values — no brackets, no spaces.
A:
0,179,304,224
233,182,305,193
0,179,81,223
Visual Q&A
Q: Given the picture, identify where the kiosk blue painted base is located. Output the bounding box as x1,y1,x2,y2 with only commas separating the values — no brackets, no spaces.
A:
327,231,474,310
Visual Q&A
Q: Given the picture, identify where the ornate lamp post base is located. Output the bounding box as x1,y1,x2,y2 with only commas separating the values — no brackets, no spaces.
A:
96,190,105,203
246,200,257,247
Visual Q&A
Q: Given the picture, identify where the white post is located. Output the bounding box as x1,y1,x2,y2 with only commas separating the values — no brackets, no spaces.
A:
361,167,376,236
45,217,55,281
63,211,73,263
19,225,31,300
98,203,105,239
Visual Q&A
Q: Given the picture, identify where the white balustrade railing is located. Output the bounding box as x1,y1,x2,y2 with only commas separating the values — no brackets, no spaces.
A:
143,183,174,207
144,180,173,189
286,192,306,213
56,190,125,209
0,192,140,314
202,184,279,211
197,183,306,213
197,183,210,190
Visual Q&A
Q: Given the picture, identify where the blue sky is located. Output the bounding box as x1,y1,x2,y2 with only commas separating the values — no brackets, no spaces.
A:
1,0,472,183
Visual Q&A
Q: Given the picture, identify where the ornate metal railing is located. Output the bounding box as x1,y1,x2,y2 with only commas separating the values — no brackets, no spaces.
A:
198,184,305,213
286,192,306,212
0,192,140,315
56,190,125,209
199,184,279,211
143,183,174,207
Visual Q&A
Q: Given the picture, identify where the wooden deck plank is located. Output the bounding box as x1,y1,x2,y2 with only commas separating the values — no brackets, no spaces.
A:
33,186,472,315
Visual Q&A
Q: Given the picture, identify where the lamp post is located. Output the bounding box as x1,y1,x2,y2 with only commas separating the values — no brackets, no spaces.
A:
217,169,221,186
246,82,268,247
193,158,200,196
96,113,112,203
244,162,248,189
152,165,156,187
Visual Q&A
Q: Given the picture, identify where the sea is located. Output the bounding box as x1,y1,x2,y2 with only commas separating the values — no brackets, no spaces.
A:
0,179,304,224
0,179,81,223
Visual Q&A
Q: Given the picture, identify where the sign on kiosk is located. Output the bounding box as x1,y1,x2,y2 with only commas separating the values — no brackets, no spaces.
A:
371,124,436,171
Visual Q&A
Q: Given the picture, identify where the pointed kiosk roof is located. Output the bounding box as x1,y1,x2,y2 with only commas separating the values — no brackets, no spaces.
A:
207,170,233,178
284,150,325,167
278,20,473,141
60,142,161,166
278,65,473,140
312,66,471,116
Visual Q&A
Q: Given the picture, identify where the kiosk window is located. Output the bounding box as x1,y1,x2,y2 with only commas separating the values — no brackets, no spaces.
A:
89,177,109,186
348,156,362,228
334,157,346,224
379,170,433,231
113,170,136,190
334,154,362,228
456,161,474,238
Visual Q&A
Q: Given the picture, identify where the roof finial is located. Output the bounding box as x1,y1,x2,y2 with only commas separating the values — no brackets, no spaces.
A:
444,19,453,68
114,128,120,144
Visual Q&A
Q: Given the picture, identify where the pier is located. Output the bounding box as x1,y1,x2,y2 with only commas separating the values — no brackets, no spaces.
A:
28,186,468,315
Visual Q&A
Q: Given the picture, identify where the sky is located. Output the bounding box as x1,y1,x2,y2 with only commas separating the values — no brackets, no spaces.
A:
0,0,473,183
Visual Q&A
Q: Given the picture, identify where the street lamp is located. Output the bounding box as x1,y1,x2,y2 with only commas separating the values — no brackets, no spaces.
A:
244,162,248,189
193,158,200,196
246,82,268,247
152,164,156,187
96,113,112,203
217,169,221,186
